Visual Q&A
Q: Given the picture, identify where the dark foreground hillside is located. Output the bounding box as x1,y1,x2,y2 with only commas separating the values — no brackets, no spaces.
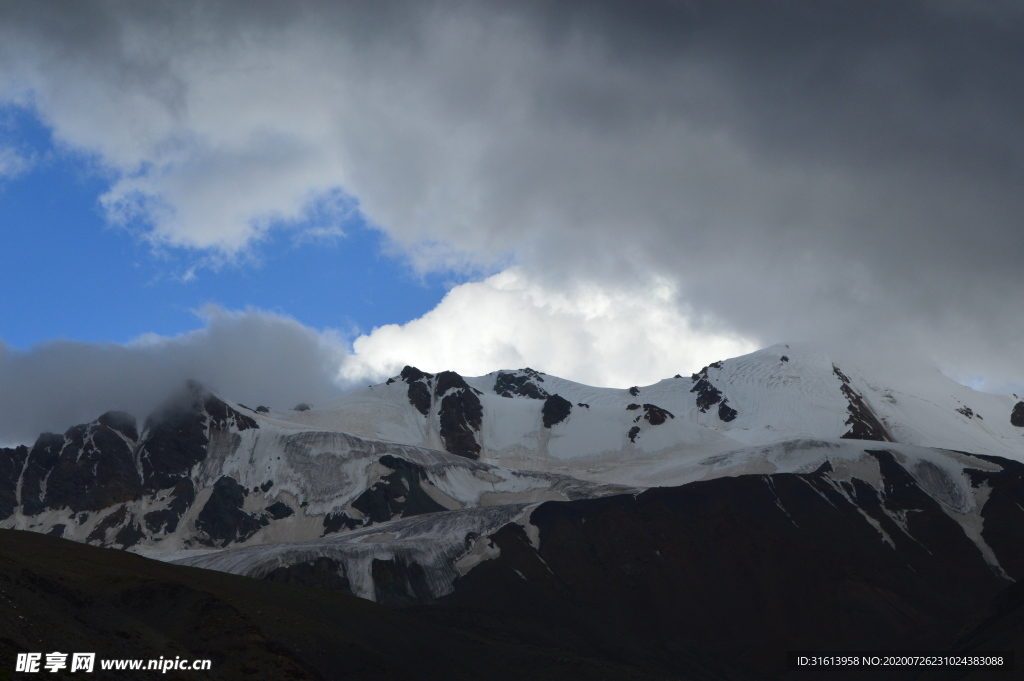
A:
0,529,756,681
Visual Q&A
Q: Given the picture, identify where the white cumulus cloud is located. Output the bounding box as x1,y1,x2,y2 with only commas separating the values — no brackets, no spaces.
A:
341,268,759,388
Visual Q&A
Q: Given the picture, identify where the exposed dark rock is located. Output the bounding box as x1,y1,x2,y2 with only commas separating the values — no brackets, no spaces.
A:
87,505,129,545
628,386,640,397
322,511,363,535
200,389,258,432
641,404,675,426
718,399,738,422
626,403,641,411
690,376,723,412
114,520,145,549
140,382,256,497
260,480,273,492
143,478,195,534
400,365,433,384
627,426,640,443
493,371,549,399
674,374,682,379
41,420,142,513
265,501,294,520
400,365,434,416
292,403,311,411
833,365,892,442
577,402,590,408
435,370,472,396
781,356,789,362
709,361,724,369
0,445,28,520
408,381,432,416
541,394,572,428
956,406,976,419
20,433,64,516
1011,401,1024,427
255,405,269,413
351,455,448,523
386,377,396,385
265,557,352,593
138,385,210,494
437,378,483,459
959,454,1024,581
195,476,265,547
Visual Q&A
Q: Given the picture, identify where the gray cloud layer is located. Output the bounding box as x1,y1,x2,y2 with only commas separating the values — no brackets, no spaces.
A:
0,310,345,445
2,1,1023,432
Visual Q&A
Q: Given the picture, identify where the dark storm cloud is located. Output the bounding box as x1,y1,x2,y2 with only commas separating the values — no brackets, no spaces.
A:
1,0,1022,400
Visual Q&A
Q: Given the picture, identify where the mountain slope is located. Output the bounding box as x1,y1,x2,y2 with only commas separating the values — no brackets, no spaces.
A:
3,343,1024,680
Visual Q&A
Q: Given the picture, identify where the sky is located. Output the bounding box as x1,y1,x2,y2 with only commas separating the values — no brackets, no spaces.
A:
1,0,1023,444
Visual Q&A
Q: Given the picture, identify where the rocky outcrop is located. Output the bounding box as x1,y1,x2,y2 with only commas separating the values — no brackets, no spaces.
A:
39,418,141,513
19,432,63,516
493,368,548,399
718,399,738,422
1011,401,1024,427
0,445,28,520
956,405,981,419
834,365,892,442
435,371,483,460
625,404,675,442
541,394,572,428
143,478,195,534
690,374,723,411
265,501,294,519
322,511,363,536
86,505,143,548
400,365,434,416
195,476,268,548
690,362,737,421
138,385,211,493
350,455,448,523
639,403,674,426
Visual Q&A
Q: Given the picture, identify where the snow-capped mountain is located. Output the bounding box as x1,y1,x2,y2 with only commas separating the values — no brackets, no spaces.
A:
3,343,1024,676
285,343,1024,471
3,343,1023,552
0,380,629,552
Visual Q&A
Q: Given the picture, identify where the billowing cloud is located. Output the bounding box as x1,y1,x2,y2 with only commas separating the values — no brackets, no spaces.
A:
2,1,1023,392
342,268,758,388
0,308,345,445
